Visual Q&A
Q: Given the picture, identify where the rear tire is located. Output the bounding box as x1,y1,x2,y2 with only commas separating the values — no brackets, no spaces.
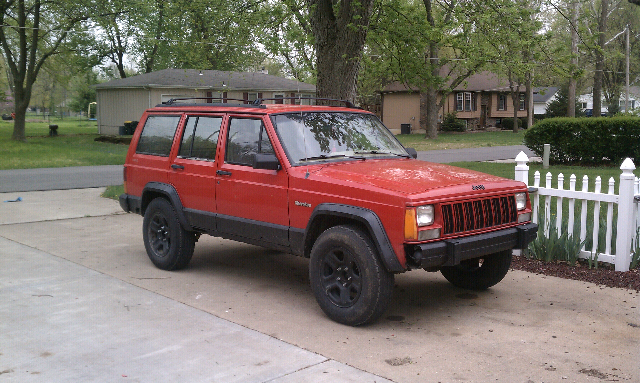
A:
440,250,512,290
142,198,195,270
309,225,394,326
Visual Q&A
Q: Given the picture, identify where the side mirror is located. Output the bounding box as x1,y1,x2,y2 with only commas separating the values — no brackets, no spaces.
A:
405,147,418,159
253,153,281,170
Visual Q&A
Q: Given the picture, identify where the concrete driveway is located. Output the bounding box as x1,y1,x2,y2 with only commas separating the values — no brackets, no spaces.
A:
1,188,638,382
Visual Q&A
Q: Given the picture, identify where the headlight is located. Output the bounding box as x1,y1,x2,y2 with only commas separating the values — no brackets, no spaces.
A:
515,193,526,210
416,205,434,226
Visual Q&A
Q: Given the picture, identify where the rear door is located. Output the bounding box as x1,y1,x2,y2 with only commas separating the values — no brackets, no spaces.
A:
169,114,224,232
126,113,181,197
215,115,289,246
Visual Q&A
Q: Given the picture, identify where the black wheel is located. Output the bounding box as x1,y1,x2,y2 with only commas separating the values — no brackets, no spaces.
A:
142,198,195,270
309,225,394,326
440,250,512,290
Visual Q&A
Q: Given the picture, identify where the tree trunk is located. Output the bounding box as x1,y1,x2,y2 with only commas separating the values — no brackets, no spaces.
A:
593,0,608,117
526,72,533,128
307,0,374,103
508,71,520,133
567,0,578,117
423,0,440,139
424,86,439,139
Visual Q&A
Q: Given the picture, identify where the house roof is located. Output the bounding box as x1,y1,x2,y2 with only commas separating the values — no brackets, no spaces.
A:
95,69,316,92
381,71,527,93
532,87,558,103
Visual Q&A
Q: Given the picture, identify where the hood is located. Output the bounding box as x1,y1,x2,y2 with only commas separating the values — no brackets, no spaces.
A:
312,159,516,194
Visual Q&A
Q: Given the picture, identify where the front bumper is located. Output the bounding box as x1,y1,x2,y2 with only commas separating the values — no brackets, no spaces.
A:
409,222,538,268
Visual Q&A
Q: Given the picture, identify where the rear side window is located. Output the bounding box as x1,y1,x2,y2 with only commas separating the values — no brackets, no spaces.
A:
136,115,181,156
225,118,273,166
179,116,222,161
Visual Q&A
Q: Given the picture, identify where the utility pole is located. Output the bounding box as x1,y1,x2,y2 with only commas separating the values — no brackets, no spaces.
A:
625,25,630,112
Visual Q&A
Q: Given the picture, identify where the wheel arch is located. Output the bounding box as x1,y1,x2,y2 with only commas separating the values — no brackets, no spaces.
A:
141,182,191,230
303,203,405,273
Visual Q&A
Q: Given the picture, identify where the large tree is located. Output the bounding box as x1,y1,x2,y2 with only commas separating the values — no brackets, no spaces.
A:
1,0,93,141
306,0,375,102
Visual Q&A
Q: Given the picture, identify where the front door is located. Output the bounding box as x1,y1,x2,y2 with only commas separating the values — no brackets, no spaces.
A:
169,114,223,232
215,116,289,246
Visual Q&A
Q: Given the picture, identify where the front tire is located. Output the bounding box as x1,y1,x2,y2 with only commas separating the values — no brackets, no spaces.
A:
309,225,394,326
440,250,512,290
142,198,195,270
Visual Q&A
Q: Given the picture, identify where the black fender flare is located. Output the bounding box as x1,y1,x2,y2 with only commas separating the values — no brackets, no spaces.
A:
304,203,405,273
141,182,192,230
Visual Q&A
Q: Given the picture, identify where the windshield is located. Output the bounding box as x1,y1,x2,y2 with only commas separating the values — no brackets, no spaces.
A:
272,112,408,166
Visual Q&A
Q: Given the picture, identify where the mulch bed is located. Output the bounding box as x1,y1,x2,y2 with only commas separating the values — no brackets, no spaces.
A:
511,256,640,291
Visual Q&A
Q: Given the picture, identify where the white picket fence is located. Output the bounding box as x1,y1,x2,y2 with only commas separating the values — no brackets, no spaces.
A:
514,152,640,272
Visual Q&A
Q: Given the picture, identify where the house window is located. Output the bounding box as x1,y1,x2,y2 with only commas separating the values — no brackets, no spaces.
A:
456,92,475,112
581,102,588,109
294,94,313,105
247,93,258,102
273,93,285,104
498,94,507,111
206,92,223,103
519,93,526,111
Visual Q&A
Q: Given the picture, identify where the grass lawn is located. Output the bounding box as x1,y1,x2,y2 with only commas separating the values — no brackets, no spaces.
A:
0,117,129,170
394,130,525,151
450,161,640,193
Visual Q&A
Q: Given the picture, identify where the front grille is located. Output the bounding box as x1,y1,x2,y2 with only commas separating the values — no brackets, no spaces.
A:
441,196,517,235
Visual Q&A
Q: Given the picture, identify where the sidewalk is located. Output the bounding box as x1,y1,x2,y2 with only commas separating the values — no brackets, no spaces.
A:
0,188,391,383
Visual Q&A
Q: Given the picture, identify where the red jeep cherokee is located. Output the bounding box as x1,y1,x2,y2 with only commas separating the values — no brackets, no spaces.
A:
120,98,537,326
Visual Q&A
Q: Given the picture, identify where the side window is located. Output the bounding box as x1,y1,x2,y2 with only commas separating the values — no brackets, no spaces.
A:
225,118,273,166
178,116,222,160
136,115,180,156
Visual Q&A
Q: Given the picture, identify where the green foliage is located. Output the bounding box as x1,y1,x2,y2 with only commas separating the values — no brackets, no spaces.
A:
630,227,640,269
527,212,585,266
545,84,584,118
499,118,527,130
68,71,99,113
440,113,466,132
101,185,125,200
523,116,640,165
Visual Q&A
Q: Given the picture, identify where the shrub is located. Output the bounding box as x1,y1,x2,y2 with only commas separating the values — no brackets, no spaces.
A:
527,212,585,266
440,112,466,132
523,116,640,165
499,117,527,130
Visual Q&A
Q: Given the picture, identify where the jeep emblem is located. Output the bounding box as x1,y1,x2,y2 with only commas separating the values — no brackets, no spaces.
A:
295,201,312,208
472,185,485,190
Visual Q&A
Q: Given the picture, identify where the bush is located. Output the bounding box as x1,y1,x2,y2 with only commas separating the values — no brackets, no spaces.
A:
523,116,640,165
499,117,527,130
440,113,466,132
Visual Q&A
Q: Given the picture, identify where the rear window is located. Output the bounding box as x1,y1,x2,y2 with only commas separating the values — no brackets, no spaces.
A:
136,115,181,156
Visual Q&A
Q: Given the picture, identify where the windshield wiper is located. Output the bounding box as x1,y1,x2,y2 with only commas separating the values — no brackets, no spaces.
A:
299,154,365,162
354,150,411,158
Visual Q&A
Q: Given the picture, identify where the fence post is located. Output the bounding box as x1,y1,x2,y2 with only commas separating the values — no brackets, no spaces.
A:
615,158,636,272
515,151,529,185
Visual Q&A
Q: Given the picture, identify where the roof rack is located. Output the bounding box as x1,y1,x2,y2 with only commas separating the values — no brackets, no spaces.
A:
251,97,358,109
159,97,265,108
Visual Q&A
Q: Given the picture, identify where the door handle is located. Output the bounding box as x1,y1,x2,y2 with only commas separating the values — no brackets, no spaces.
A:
171,164,184,170
216,170,232,176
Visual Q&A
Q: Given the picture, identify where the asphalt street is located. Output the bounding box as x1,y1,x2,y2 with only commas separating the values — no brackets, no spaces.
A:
0,146,535,193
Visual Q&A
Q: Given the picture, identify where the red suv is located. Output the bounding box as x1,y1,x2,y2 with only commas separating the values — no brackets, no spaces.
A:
120,98,537,326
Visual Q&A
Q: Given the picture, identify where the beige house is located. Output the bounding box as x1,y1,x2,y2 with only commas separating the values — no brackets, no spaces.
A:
381,72,528,134
95,69,316,135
